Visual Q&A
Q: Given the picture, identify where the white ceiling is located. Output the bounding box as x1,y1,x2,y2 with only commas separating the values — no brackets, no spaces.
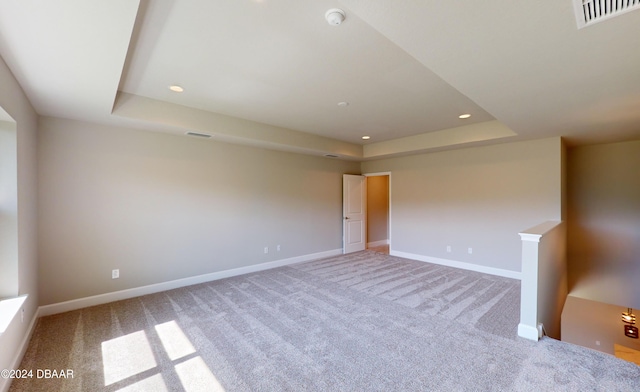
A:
1,0,639,160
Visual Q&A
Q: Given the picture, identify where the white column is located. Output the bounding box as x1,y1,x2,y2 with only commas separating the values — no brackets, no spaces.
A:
518,232,542,341
518,221,561,341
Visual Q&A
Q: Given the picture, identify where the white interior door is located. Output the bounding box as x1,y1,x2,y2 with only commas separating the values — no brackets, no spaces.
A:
343,174,366,254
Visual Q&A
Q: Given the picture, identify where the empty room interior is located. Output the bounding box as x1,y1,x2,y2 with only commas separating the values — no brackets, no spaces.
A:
1,1,639,391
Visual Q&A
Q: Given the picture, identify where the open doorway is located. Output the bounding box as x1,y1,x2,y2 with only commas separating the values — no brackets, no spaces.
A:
365,173,390,254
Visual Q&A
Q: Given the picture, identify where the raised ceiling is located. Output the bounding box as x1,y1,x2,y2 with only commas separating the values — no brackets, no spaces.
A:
0,0,639,160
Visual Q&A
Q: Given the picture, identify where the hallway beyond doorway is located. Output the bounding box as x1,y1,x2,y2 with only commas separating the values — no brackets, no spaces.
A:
368,244,389,254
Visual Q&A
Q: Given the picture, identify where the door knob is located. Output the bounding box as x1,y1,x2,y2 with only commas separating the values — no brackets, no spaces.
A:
344,217,350,220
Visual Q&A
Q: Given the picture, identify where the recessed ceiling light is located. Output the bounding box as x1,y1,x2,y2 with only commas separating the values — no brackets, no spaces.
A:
169,85,184,93
362,136,371,140
459,113,471,119
337,101,349,107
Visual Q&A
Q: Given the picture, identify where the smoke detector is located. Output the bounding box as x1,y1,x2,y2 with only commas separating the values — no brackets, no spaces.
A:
325,9,346,26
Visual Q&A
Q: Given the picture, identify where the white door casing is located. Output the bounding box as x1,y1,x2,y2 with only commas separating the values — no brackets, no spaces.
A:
343,174,366,254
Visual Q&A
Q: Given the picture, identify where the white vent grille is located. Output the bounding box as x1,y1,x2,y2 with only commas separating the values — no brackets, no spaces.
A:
574,0,640,28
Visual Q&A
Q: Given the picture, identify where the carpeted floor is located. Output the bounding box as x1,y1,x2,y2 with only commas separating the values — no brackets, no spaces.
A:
10,251,640,391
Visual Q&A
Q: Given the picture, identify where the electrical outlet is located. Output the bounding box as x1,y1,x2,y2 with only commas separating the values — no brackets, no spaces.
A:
468,248,473,254
264,247,269,254
595,340,601,346
446,245,451,253
112,269,120,279
277,245,281,252
21,308,24,323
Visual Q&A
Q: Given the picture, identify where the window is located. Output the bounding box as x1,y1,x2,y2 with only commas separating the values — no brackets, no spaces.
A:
0,107,18,300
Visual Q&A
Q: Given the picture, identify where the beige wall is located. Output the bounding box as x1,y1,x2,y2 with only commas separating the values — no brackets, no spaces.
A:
37,117,359,305
362,137,563,273
36,120,565,305
567,140,640,309
366,175,388,244
0,55,39,388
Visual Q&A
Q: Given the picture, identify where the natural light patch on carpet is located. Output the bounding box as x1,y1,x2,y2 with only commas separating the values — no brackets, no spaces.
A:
101,330,157,385
115,373,169,392
155,320,196,360
175,356,225,392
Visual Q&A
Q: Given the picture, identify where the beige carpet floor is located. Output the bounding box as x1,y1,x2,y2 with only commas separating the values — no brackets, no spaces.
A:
10,251,640,391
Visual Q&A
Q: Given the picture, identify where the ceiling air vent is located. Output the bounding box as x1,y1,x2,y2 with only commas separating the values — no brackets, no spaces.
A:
185,131,212,138
573,0,640,28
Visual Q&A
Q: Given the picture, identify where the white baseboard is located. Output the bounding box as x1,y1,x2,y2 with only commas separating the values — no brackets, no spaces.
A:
390,250,522,280
1,308,40,392
518,323,542,341
367,239,389,247
39,249,341,317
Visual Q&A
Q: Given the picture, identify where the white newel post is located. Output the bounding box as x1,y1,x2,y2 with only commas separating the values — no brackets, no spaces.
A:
518,231,542,341
518,221,562,341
